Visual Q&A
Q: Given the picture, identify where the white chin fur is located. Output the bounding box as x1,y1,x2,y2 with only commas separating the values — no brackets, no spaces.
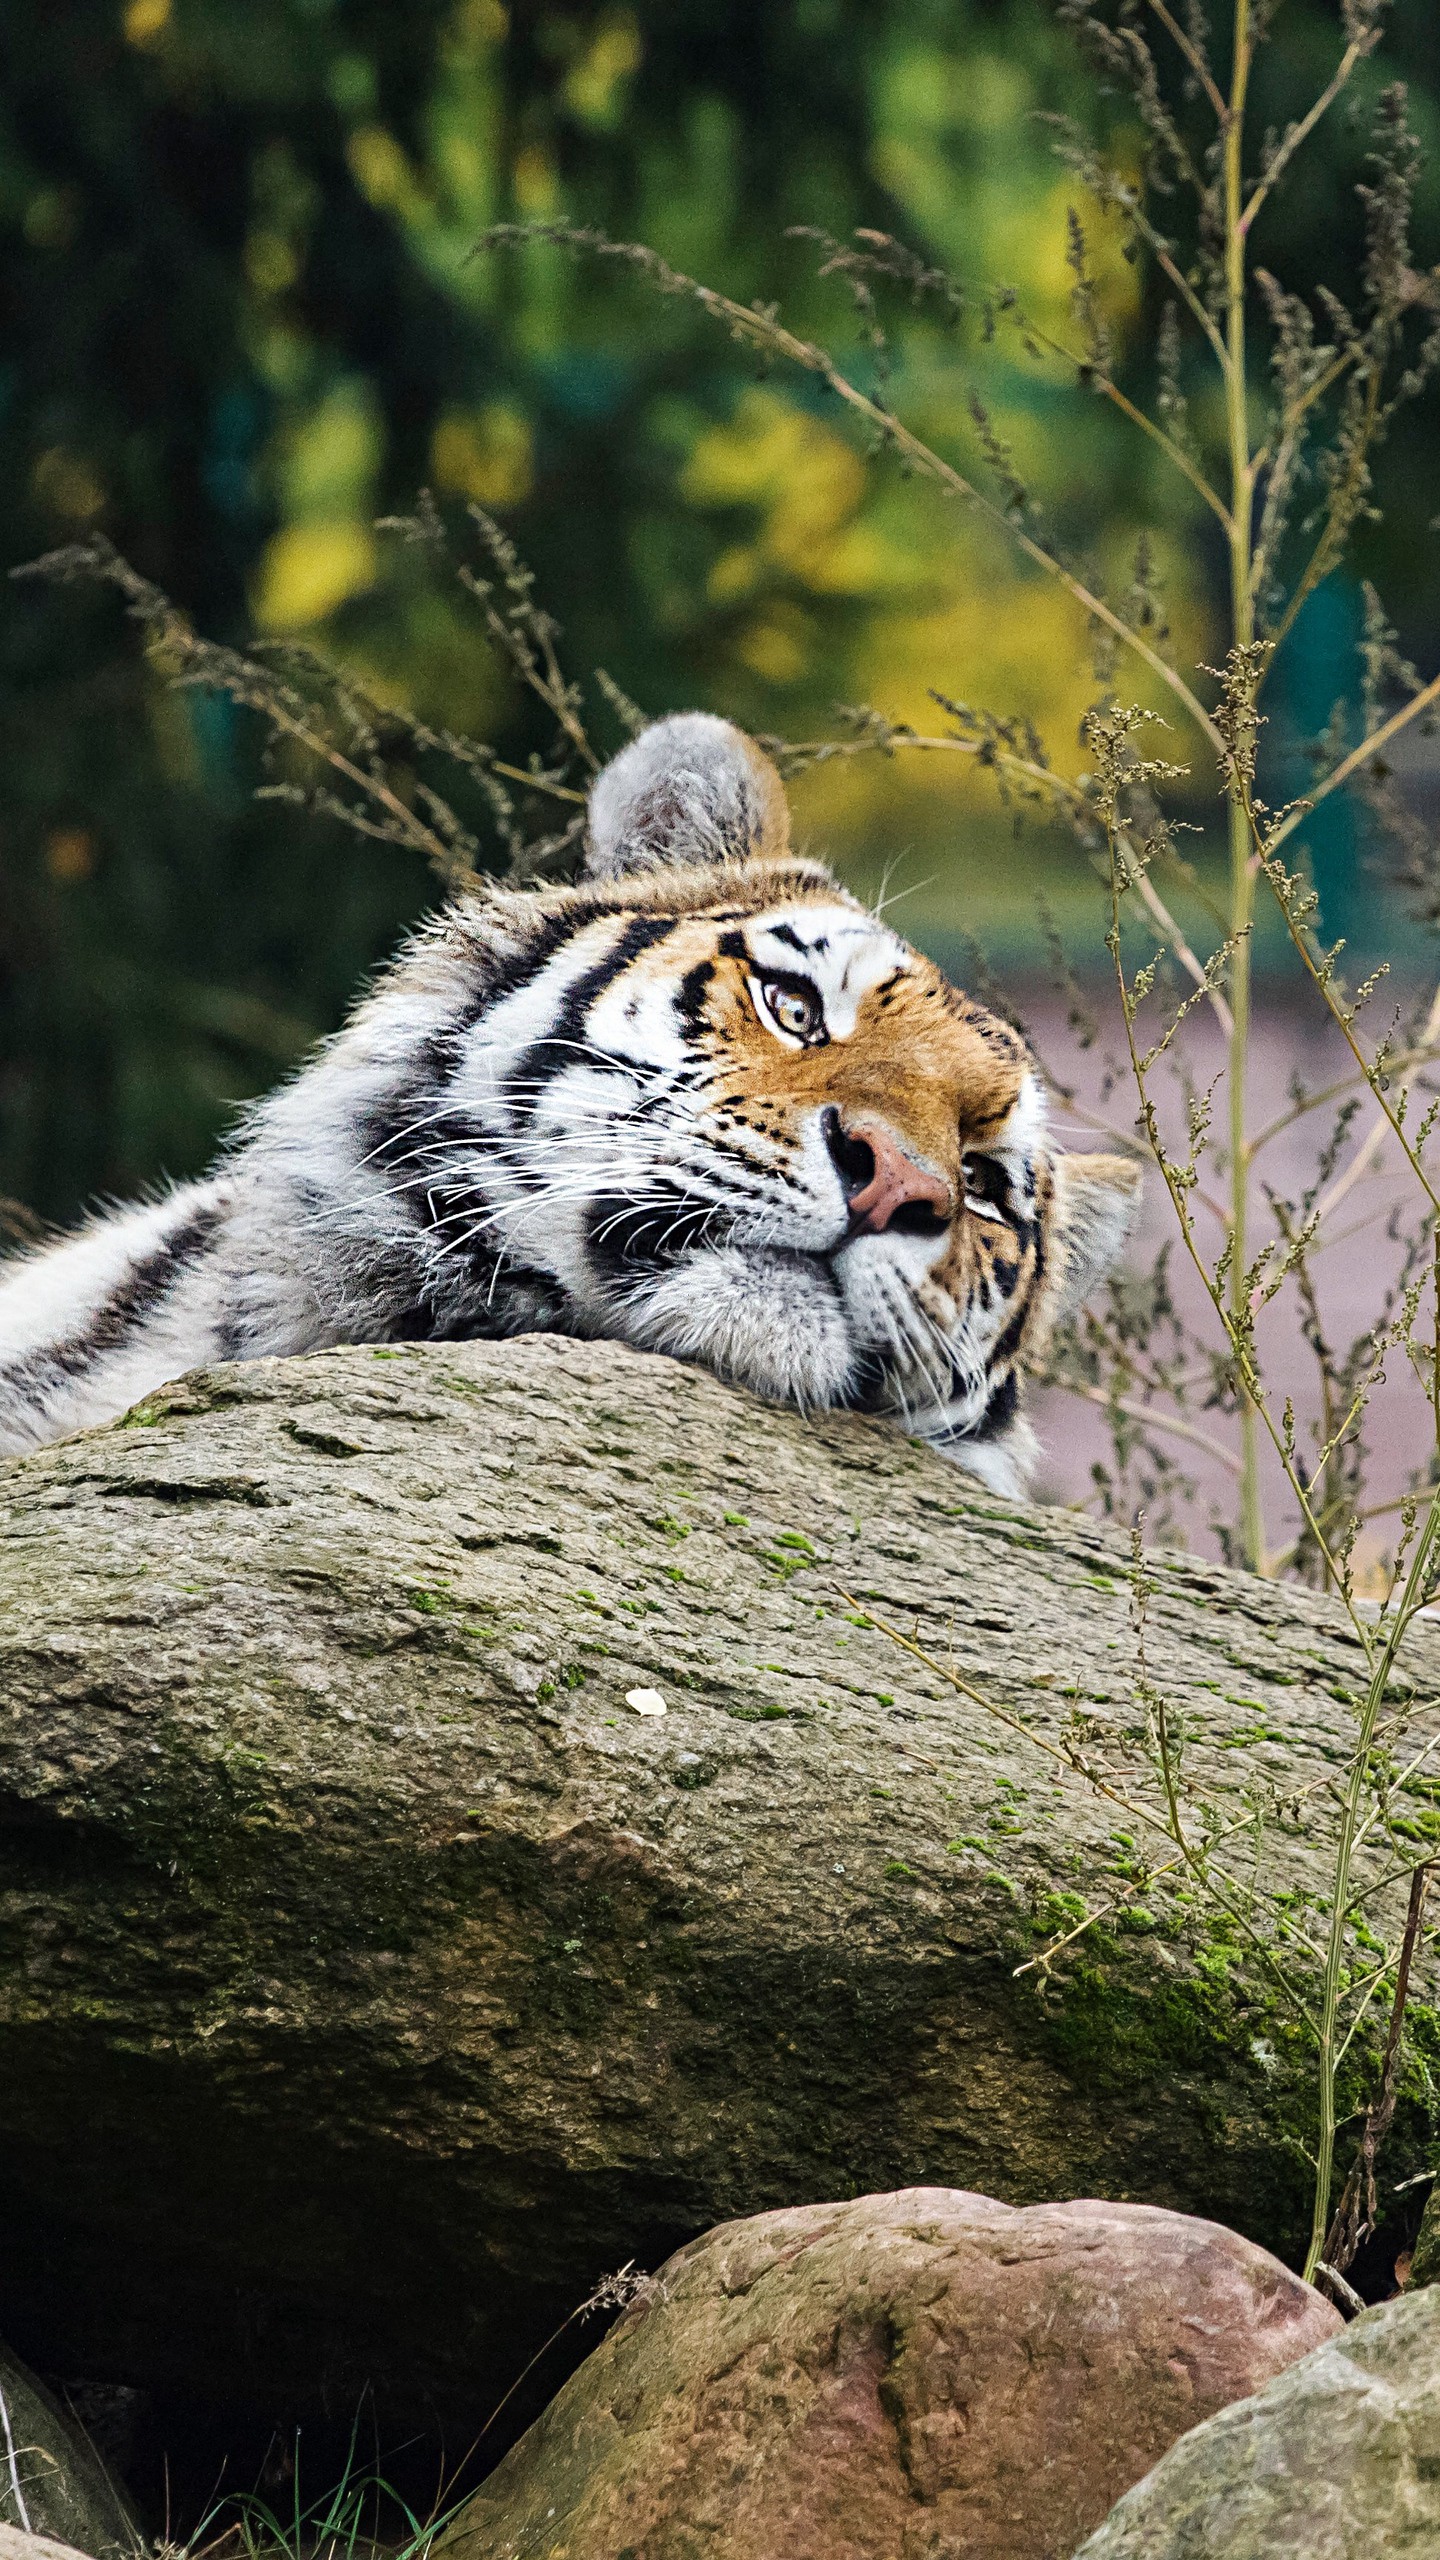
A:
929,1416,1037,1500
620,1248,853,1409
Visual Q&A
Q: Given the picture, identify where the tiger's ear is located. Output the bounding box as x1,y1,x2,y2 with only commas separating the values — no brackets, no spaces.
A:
1048,1153,1143,1321
585,713,791,880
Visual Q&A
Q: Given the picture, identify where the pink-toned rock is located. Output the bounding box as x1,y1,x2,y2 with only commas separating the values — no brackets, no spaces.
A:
441,2189,1340,2560
0,2534,97,2560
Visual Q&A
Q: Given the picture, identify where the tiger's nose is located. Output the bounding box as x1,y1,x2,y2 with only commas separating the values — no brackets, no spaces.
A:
822,1107,952,1236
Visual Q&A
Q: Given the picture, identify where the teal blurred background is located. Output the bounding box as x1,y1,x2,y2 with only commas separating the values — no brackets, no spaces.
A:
2,0,1437,1225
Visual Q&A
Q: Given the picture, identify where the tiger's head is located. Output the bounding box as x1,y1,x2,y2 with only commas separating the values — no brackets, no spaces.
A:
382,714,1139,1495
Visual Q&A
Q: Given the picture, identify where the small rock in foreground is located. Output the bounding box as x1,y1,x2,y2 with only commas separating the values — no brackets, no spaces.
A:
1074,2281,1440,2559
0,2530,98,2560
438,2187,1339,2560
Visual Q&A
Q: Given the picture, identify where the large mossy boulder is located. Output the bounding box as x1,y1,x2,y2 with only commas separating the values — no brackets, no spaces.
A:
0,1335,1437,2431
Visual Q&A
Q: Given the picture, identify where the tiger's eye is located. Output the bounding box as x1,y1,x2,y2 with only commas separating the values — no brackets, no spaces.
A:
759,978,825,1043
962,1151,1011,1224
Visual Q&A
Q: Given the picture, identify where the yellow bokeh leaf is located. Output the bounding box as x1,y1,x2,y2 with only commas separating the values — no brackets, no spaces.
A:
736,609,810,686
277,379,383,521
244,231,300,298
430,404,534,508
253,522,378,631
563,10,643,127
682,389,910,608
31,447,106,521
512,144,559,218
346,126,427,220
122,0,171,46
706,544,761,606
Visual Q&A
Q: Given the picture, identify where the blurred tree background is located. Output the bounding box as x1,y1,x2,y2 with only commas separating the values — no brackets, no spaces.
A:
1,0,1437,1225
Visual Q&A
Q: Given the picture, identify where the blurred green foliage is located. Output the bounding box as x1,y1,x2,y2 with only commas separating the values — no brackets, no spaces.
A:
1,0,1436,1222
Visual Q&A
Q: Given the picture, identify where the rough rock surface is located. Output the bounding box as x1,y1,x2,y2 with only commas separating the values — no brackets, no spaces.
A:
438,2188,1340,2560
1074,2281,1440,2558
0,2535,99,2560
0,2344,139,2559
1407,2183,1440,2288
1,1336,1437,2429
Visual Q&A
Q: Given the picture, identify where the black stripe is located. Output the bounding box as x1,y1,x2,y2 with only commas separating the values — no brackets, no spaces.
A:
352,909,584,1183
93,1199,226,1352
390,1292,498,1343
585,1188,727,1281
928,1366,1020,1449
692,1129,789,1182
506,912,683,1122
971,1367,1019,1441
992,1246,1040,1362
355,1032,485,1188
846,1346,891,1412
675,956,716,1043
1,1197,227,1398
990,1247,1023,1303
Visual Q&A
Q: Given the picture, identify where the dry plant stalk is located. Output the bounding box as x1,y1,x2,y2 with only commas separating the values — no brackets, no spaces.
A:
13,501,599,898
1321,1857,1434,2280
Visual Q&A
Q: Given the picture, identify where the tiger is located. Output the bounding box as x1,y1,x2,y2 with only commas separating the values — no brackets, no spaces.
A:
0,713,1139,1489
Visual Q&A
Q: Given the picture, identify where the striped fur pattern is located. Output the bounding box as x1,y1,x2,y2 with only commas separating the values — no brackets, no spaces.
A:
0,714,1139,1488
